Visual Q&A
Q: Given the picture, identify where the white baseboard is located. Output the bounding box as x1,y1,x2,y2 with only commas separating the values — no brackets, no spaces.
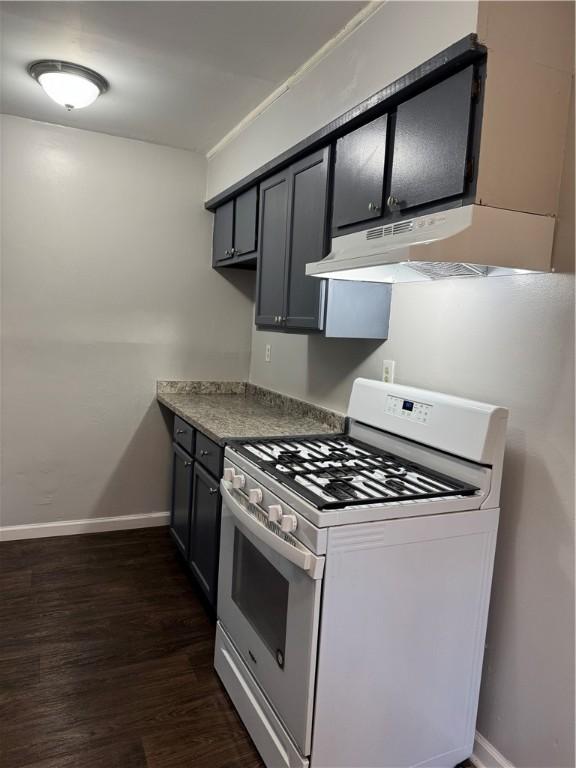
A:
0,511,170,541
472,732,515,768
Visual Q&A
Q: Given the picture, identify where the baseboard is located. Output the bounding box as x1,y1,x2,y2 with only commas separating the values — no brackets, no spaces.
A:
472,732,515,768
0,511,170,541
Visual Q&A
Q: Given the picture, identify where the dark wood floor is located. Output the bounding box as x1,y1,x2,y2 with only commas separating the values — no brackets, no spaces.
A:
0,527,264,768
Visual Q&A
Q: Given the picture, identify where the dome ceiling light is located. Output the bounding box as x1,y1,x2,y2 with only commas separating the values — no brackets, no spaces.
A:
28,60,109,111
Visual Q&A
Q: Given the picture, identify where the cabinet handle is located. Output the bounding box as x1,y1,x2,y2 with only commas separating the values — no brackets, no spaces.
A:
368,201,380,212
184,461,192,467
200,449,210,457
387,195,399,208
176,429,186,435
209,487,218,495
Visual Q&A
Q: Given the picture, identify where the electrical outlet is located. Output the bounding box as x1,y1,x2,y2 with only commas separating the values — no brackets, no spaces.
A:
382,360,395,383
265,344,272,363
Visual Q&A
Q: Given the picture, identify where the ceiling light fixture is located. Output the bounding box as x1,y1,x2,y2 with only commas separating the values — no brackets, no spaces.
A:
28,60,109,111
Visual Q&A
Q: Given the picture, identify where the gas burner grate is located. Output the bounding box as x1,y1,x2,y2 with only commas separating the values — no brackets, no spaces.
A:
233,435,479,510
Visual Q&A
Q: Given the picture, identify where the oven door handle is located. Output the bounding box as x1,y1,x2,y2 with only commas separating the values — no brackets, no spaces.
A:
220,481,324,580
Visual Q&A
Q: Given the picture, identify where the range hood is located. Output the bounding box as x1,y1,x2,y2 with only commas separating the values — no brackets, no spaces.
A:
306,205,555,283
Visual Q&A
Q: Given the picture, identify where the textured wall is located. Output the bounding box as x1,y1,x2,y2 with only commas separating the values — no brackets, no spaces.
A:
248,132,575,768
0,116,254,526
208,2,575,765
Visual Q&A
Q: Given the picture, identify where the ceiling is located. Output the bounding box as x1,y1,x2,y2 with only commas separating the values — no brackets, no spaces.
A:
1,1,365,153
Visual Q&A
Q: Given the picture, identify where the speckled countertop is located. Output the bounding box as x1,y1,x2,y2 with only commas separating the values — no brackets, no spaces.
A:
156,381,345,445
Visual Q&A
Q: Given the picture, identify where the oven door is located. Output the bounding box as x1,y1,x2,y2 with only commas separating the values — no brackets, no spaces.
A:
218,478,324,756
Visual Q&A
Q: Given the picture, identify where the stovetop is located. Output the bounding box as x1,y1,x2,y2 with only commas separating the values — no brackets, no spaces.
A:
232,435,479,510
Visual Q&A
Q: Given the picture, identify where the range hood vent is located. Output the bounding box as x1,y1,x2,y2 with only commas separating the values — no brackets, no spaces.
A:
409,262,488,280
306,205,555,284
366,220,414,240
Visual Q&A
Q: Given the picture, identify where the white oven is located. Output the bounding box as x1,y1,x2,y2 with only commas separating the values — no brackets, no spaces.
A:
217,461,325,758
215,381,508,768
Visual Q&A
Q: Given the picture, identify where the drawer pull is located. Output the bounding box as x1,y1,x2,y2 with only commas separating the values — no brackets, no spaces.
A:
200,450,210,457
209,487,218,495
184,461,193,468
176,429,187,435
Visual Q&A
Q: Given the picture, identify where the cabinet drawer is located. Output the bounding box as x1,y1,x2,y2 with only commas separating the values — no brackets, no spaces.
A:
195,432,223,476
173,416,194,455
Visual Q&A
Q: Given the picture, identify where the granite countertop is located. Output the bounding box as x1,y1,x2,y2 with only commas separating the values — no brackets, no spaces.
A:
156,381,345,445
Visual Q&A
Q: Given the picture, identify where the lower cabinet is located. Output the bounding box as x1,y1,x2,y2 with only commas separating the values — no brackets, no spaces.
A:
170,443,194,558
169,422,223,611
188,462,221,606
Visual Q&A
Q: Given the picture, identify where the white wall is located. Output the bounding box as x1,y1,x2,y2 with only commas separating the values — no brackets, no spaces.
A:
207,2,575,766
0,115,253,527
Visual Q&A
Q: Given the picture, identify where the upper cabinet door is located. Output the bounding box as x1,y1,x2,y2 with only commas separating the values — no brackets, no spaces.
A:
212,200,234,265
332,115,388,230
284,148,329,331
255,171,290,327
389,66,475,213
233,186,258,258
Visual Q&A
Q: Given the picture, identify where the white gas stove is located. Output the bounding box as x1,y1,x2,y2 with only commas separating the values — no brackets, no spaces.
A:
214,379,508,768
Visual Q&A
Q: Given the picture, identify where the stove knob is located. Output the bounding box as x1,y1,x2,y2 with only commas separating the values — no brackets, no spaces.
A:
223,467,235,483
267,504,283,523
232,474,246,490
280,514,297,534
248,488,263,505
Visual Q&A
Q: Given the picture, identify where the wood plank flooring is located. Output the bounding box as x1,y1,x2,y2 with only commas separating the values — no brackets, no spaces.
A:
0,528,264,768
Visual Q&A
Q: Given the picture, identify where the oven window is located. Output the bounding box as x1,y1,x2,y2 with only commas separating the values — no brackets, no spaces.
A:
232,529,289,665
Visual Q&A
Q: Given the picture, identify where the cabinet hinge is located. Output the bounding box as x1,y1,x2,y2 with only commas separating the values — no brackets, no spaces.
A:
472,78,481,100
465,158,475,183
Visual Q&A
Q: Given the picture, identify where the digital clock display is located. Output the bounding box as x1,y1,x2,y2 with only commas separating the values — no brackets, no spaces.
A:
402,400,414,412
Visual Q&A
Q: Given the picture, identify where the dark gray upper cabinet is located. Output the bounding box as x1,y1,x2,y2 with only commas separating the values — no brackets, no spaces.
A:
212,186,258,267
284,149,329,331
212,199,234,265
256,148,329,332
256,146,389,338
332,115,388,230
233,186,258,257
189,462,221,607
255,170,290,328
170,442,193,558
389,66,475,212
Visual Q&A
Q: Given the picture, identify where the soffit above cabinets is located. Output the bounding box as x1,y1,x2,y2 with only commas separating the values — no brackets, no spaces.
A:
0,0,366,152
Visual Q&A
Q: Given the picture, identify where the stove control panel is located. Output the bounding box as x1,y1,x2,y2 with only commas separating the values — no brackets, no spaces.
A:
385,395,432,424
